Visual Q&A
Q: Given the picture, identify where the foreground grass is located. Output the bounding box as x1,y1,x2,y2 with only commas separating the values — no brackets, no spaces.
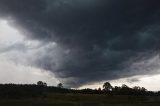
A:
0,94,160,106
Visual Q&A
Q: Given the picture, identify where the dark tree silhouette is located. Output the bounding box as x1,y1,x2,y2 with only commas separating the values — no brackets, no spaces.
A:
103,82,112,91
37,81,47,86
122,84,128,88
98,88,102,91
113,86,121,92
57,83,63,88
0,81,156,98
133,86,141,91
141,87,147,92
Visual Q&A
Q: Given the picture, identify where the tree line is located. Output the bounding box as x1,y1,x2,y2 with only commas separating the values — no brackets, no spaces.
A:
0,81,159,98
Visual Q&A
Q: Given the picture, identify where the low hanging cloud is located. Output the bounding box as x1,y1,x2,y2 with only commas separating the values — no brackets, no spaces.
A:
0,0,160,87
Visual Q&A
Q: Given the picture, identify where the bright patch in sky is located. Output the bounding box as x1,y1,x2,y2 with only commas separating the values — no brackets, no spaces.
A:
0,20,23,44
0,59,59,85
0,19,59,86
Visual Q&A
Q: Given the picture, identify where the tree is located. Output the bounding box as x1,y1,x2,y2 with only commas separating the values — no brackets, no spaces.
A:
103,82,112,91
57,83,63,88
43,82,47,87
98,87,102,91
133,86,141,91
37,81,47,86
113,86,121,92
122,84,128,88
141,87,147,92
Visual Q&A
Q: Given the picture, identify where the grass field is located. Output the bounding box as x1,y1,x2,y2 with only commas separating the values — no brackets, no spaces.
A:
0,94,160,106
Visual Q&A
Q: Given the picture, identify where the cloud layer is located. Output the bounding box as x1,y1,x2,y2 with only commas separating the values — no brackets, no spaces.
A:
0,0,160,87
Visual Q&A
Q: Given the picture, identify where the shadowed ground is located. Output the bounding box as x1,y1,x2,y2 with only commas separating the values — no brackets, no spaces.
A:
0,94,160,106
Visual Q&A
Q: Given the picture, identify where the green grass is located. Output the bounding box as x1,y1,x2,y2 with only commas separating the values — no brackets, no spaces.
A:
0,94,160,106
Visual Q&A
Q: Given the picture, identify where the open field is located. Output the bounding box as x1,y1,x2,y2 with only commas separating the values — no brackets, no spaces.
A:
0,94,160,106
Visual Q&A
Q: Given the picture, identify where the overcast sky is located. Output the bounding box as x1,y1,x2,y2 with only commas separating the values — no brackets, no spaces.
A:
0,0,160,91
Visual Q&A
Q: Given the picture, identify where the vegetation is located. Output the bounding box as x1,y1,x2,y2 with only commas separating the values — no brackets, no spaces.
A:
37,81,47,87
103,82,112,91
57,83,63,88
0,81,160,106
0,94,160,106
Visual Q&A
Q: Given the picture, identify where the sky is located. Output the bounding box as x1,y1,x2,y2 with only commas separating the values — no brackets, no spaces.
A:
0,0,160,91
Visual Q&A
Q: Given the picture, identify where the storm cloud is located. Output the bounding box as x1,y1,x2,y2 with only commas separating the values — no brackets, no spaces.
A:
0,0,160,87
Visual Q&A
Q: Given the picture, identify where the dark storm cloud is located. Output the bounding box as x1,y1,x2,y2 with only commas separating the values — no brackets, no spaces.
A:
0,0,160,87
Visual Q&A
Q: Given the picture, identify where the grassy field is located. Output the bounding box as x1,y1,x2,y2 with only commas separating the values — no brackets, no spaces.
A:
0,94,160,106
